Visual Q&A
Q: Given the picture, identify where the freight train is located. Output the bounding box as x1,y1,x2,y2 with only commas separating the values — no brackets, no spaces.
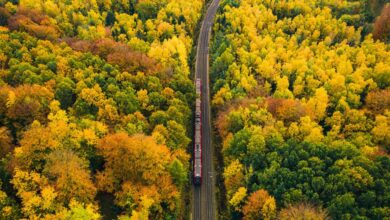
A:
194,78,202,185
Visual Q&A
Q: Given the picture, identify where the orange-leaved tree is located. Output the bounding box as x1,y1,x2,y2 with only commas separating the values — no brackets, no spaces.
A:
243,189,276,220
96,133,179,217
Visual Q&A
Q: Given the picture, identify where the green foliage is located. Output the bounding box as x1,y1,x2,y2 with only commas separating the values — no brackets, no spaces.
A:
55,78,76,110
168,159,188,188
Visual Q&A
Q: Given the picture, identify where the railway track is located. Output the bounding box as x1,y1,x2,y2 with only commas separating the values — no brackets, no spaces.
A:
193,0,220,219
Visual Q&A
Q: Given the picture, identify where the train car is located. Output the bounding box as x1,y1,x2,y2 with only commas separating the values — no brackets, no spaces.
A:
194,78,202,185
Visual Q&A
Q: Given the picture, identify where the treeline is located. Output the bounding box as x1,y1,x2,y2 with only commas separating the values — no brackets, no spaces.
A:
0,0,205,219
211,0,389,219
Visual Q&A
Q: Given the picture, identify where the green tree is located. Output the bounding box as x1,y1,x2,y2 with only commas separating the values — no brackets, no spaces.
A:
168,159,187,188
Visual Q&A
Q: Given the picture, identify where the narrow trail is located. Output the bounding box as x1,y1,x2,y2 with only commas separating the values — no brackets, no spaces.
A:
193,0,220,219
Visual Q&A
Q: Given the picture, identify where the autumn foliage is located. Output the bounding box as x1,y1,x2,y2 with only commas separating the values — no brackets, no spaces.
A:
266,98,306,124
0,0,204,218
373,4,390,42
243,189,276,220
0,0,388,218
0,127,12,157
365,89,390,114
212,0,390,219
8,7,59,40
0,85,53,127
67,38,163,74
278,203,330,220
97,133,179,216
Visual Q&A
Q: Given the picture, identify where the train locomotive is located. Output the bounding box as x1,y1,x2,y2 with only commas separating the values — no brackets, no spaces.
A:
194,78,202,185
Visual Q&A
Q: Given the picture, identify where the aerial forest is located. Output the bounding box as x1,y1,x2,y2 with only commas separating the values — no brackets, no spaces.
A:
211,0,389,219
0,0,388,219
0,0,205,218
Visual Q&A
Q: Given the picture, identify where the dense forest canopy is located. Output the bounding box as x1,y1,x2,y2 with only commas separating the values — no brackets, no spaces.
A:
211,0,389,219
0,0,205,218
0,0,389,219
